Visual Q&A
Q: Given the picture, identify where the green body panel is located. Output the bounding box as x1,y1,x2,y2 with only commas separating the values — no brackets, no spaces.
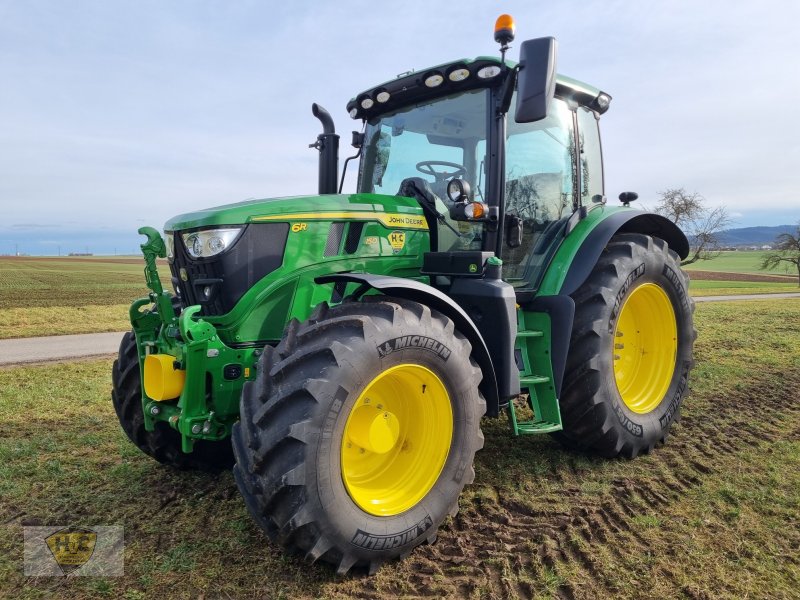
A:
164,193,426,231
166,192,430,344
132,193,434,451
537,205,638,296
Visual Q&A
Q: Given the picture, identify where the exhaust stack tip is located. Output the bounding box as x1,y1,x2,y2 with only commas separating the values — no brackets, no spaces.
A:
312,103,336,135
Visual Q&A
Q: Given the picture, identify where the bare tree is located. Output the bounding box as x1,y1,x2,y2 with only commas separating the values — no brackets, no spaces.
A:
652,188,731,265
760,222,800,286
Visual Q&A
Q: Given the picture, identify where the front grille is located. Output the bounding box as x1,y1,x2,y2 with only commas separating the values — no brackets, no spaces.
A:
170,223,290,316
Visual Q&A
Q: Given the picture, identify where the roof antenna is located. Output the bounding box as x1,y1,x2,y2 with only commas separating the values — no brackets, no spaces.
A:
494,14,516,63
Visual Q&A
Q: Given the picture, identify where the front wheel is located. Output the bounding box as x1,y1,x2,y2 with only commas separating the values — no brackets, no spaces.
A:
557,233,695,458
232,297,485,574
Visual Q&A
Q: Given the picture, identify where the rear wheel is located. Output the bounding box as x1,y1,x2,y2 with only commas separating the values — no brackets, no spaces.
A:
557,233,695,458
111,331,234,470
232,297,485,574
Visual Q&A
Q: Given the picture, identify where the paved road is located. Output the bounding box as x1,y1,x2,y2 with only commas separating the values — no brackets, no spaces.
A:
0,331,124,366
1,293,799,366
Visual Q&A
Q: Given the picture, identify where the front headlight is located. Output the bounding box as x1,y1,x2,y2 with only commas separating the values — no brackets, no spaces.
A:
182,227,243,259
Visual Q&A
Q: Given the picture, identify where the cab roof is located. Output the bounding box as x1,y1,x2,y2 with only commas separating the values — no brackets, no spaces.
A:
347,55,609,121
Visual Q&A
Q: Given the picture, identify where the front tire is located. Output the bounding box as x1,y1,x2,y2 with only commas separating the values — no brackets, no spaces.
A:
557,233,695,458
232,297,485,574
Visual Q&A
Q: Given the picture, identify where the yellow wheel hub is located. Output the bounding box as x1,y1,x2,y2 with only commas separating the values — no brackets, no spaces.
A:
613,283,678,414
341,364,453,516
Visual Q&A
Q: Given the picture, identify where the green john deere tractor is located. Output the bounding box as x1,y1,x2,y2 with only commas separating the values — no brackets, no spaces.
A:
113,16,695,574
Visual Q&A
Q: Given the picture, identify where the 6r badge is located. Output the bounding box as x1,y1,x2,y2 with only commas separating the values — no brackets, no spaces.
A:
388,231,406,253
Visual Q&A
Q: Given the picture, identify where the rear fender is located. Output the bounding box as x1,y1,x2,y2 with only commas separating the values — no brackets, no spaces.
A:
316,273,500,416
557,210,689,296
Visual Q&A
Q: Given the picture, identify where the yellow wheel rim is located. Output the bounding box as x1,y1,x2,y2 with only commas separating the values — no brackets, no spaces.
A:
613,283,678,414
341,364,453,516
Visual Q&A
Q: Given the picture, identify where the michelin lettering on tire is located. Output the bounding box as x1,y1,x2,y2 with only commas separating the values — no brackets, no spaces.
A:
377,336,452,360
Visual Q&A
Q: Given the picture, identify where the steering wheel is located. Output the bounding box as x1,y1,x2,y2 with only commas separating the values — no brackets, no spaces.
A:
416,161,467,182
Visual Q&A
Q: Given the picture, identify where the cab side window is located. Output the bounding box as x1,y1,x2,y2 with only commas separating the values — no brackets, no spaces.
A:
577,107,604,206
501,97,576,282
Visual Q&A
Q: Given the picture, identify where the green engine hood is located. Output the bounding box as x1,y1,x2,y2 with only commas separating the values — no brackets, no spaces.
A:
164,193,425,232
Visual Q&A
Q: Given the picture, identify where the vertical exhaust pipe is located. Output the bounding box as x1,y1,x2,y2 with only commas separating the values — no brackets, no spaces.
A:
310,103,340,195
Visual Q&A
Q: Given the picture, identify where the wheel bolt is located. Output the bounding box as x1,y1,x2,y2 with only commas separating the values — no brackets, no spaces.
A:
150,405,160,416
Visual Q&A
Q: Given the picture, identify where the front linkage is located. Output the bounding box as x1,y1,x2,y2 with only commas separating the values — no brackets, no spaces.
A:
130,227,258,453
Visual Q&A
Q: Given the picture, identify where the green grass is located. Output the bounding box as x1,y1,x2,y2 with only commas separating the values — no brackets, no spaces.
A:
1,300,798,599
689,279,798,296
683,250,794,276
0,305,132,340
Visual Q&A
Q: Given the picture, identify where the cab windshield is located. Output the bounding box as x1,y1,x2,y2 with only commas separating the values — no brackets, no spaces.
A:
357,89,488,251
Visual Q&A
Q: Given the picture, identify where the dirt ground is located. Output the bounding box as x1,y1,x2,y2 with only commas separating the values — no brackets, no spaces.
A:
688,270,794,283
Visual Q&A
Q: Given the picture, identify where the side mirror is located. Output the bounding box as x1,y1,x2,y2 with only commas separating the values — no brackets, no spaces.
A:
515,37,558,123
505,215,523,248
619,191,638,207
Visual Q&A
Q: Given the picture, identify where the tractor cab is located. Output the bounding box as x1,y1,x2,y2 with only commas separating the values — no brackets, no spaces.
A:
350,64,608,295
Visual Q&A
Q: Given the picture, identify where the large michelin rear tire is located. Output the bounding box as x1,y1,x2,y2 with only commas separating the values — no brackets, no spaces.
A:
557,233,695,458
232,297,485,575
111,331,234,470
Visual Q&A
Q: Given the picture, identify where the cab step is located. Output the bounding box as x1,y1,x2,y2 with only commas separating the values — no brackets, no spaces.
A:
520,375,550,386
514,420,563,434
512,319,562,436
506,393,563,436
516,330,544,338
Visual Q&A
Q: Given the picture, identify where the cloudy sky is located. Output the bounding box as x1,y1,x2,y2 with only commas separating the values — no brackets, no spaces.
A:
1,0,798,255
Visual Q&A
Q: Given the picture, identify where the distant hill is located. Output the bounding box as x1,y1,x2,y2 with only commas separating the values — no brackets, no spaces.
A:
717,225,796,247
